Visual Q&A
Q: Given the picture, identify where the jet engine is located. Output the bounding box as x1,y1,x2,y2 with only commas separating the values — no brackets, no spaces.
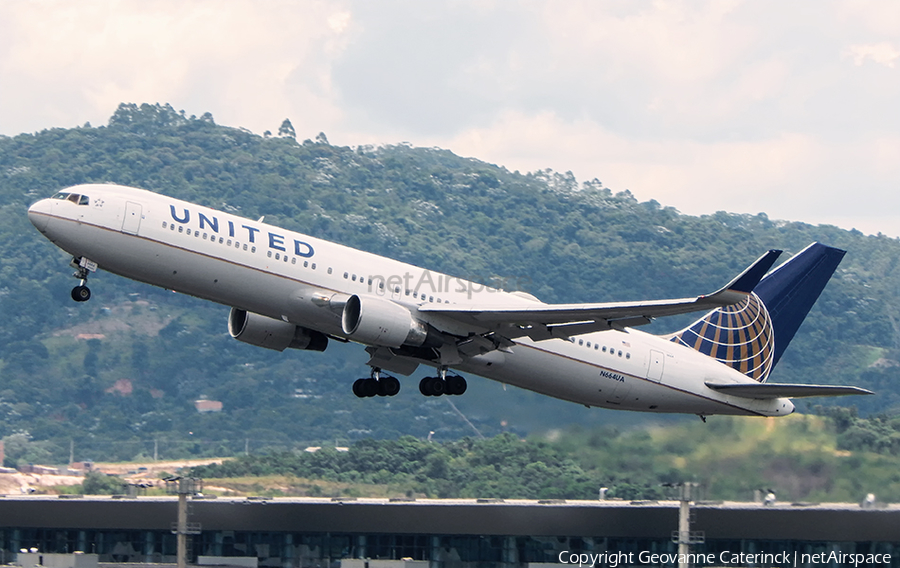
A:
341,295,441,348
228,308,327,352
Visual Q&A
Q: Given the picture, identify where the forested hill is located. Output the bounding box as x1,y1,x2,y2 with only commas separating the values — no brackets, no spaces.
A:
1,103,899,465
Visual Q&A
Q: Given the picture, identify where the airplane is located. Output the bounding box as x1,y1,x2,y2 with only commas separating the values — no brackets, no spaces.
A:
27,183,872,418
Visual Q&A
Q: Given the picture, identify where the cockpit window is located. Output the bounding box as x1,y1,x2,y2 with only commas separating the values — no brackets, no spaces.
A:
52,192,89,205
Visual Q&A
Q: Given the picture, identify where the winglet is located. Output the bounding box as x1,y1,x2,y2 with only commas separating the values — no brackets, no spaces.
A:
702,249,782,303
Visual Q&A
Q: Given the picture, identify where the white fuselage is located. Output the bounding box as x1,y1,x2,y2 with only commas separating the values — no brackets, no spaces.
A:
28,184,795,417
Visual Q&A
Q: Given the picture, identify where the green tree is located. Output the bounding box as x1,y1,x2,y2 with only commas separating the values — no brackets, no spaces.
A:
81,471,126,495
278,119,296,139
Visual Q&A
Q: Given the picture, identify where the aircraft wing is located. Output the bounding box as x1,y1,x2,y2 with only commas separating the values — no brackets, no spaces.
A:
419,249,783,341
705,382,874,399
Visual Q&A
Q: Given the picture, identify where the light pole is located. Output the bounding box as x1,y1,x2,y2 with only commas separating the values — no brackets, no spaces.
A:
666,482,705,568
165,476,203,568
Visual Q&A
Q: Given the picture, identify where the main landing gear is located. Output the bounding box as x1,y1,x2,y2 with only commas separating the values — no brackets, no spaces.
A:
419,368,467,397
70,257,96,302
353,368,401,398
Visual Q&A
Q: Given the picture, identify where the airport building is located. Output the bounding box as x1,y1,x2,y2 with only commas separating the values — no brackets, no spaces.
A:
1,496,898,568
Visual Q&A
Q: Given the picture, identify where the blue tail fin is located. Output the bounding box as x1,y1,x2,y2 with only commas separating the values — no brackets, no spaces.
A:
668,243,845,382
753,242,846,367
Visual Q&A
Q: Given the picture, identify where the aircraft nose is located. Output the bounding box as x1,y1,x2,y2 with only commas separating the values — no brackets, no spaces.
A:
28,199,52,233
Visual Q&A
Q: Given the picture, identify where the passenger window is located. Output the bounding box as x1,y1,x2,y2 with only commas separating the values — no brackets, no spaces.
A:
618,350,622,357
343,272,348,279
178,226,183,233
291,258,296,265
602,346,606,353
578,339,584,346
594,344,598,350
327,268,333,275
311,263,317,270
251,246,256,253
162,222,168,229
227,239,232,246
626,353,631,359
187,229,192,235
405,290,410,296
219,237,224,244
429,296,434,302
352,275,357,282
303,261,309,268
170,224,175,231
203,233,208,240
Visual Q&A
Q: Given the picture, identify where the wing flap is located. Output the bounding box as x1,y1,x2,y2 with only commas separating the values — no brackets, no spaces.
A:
705,382,874,399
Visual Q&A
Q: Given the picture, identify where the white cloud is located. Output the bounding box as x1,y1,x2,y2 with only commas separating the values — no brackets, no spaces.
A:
844,42,900,68
0,1,351,134
440,109,900,236
2,0,900,236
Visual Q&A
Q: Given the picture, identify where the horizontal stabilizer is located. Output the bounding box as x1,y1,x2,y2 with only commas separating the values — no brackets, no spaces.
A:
705,381,873,399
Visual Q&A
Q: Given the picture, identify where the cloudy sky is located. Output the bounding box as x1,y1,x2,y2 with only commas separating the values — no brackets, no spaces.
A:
2,1,898,236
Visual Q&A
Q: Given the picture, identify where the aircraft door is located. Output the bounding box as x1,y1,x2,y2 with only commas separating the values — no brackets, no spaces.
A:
122,201,142,235
647,349,665,383
607,375,633,404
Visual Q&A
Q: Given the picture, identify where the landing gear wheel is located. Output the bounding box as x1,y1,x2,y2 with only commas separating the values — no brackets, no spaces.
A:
352,379,366,398
418,372,466,396
361,378,379,397
446,375,467,395
71,285,91,302
423,376,445,396
378,376,401,397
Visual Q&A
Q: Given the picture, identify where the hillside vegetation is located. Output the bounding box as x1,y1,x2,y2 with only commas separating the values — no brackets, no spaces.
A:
1,103,899,465
190,411,900,503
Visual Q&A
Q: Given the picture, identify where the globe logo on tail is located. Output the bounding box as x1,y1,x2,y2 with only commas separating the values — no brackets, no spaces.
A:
669,293,775,382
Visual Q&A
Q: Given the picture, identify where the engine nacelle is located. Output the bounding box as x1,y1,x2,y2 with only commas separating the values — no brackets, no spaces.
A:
341,295,439,348
228,308,327,352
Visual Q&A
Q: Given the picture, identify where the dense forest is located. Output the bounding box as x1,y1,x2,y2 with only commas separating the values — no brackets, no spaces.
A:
1,103,900,467
188,410,900,502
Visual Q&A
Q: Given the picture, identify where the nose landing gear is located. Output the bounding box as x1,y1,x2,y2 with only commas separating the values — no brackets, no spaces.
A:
69,257,97,302
71,285,91,302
